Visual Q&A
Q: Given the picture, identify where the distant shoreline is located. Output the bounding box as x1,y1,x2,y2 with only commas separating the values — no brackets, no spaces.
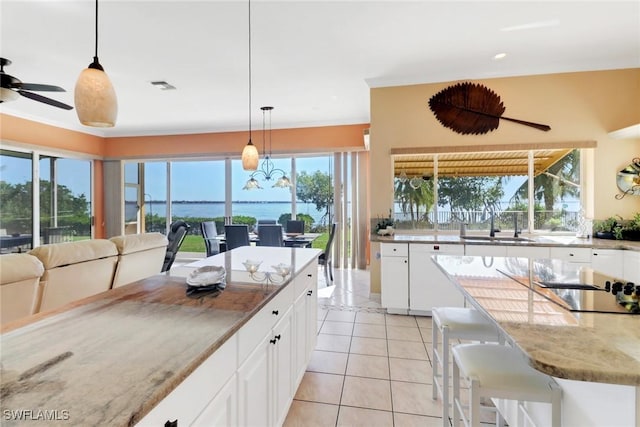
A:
149,200,293,204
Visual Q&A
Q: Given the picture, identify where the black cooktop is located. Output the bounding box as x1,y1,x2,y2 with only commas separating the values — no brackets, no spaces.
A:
497,259,639,315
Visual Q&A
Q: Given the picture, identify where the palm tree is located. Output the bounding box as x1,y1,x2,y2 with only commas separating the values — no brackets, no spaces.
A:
394,178,434,222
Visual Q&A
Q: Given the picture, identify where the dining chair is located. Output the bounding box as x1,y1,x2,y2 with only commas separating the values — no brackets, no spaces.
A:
161,220,191,272
285,220,305,234
224,224,251,250
257,224,284,247
200,221,220,257
257,219,277,225
318,223,337,284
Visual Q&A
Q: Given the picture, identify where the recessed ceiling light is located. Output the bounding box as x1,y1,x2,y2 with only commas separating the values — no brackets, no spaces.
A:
150,81,176,90
494,53,507,60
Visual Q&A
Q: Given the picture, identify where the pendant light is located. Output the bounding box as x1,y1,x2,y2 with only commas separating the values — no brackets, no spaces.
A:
241,0,259,170
243,106,293,190
74,0,117,127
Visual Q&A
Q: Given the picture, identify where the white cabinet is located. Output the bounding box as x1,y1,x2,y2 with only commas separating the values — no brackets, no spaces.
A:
549,246,591,264
192,375,238,427
409,243,465,314
381,243,409,314
623,250,640,283
293,262,318,386
238,306,293,427
591,249,624,277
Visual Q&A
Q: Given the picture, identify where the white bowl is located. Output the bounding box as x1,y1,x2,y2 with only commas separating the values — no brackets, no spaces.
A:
186,266,226,287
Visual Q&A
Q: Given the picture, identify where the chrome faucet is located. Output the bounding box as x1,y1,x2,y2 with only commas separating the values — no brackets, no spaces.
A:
513,213,520,238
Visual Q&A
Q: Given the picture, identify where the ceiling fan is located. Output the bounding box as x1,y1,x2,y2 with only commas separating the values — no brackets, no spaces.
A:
0,57,73,110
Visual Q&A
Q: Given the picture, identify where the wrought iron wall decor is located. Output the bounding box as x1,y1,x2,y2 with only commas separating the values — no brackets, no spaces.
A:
428,82,551,135
615,157,640,199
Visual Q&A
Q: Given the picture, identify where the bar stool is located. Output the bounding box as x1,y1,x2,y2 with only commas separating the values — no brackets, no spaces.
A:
432,307,501,427
451,343,562,427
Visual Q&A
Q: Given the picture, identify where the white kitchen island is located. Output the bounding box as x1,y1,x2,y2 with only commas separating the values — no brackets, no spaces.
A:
433,255,639,427
0,246,320,426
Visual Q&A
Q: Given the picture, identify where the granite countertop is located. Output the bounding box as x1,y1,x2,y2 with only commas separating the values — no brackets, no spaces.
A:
371,233,640,250
0,246,320,426
433,255,640,386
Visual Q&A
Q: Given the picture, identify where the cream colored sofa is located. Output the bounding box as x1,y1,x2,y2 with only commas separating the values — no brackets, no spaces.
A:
29,239,118,313
0,253,45,325
109,232,168,288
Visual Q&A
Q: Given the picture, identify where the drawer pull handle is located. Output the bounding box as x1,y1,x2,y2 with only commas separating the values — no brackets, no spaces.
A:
307,290,313,296
307,274,313,277
164,420,178,427
272,310,279,316
275,334,281,341
270,338,277,345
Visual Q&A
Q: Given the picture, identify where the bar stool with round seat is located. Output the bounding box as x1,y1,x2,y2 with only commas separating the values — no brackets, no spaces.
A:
432,307,502,427
451,343,562,427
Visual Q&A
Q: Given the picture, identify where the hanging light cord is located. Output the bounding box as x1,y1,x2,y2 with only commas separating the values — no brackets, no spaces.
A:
248,0,252,143
94,0,98,59
88,0,103,70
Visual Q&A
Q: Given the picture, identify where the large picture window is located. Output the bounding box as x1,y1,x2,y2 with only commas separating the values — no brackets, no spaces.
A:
393,148,582,234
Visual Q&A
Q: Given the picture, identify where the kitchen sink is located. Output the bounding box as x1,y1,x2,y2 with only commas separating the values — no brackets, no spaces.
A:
461,236,533,243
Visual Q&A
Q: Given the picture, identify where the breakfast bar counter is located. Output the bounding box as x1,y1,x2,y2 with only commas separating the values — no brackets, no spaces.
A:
433,255,639,426
0,246,320,426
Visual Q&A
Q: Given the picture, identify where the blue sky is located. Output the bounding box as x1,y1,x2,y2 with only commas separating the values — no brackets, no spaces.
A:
1,154,333,202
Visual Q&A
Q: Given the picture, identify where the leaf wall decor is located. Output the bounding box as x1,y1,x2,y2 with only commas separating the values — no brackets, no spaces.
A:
428,82,551,135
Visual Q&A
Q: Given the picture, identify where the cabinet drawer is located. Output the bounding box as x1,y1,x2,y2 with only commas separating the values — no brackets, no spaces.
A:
294,262,317,298
409,243,464,255
238,283,294,363
549,247,591,263
381,243,408,257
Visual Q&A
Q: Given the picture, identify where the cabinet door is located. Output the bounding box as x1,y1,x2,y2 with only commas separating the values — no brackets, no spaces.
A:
381,256,409,311
591,249,624,277
293,292,308,387
409,245,464,313
192,375,237,427
238,333,272,427
272,307,293,427
305,286,317,361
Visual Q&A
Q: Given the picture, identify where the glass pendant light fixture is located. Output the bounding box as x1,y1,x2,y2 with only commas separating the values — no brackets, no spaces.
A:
243,106,293,190
241,0,259,171
74,0,117,127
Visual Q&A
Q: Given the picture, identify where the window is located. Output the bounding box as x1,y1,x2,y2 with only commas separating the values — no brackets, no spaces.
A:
40,156,92,242
0,150,33,252
394,148,582,233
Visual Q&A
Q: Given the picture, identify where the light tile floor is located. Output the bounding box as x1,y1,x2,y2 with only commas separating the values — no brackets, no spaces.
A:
283,267,451,427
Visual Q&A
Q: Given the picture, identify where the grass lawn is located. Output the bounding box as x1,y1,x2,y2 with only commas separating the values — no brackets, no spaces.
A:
180,233,328,253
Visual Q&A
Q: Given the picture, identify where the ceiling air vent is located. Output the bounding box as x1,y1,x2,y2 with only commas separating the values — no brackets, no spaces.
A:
150,81,176,90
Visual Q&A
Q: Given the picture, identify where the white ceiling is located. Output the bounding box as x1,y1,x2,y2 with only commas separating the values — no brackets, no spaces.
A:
1,1,639,138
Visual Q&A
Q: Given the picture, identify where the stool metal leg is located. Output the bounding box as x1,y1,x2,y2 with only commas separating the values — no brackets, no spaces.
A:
432,321,439,399
469,379,481,427
442,325,450,427
452,357,461,427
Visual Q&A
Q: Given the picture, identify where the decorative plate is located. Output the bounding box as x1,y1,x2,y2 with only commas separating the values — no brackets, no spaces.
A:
186,266,226,287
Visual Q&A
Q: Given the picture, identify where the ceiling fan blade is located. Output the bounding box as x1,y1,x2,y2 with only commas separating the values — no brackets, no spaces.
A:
18,90,73,110
18,83,66,92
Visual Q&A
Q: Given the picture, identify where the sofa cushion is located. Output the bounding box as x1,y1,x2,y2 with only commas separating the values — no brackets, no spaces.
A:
109,232,168,255
29,239,118,269
0,253,44,284
0,254,45,325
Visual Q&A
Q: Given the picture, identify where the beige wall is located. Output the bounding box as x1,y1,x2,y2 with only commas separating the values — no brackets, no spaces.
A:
369,68,640,293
